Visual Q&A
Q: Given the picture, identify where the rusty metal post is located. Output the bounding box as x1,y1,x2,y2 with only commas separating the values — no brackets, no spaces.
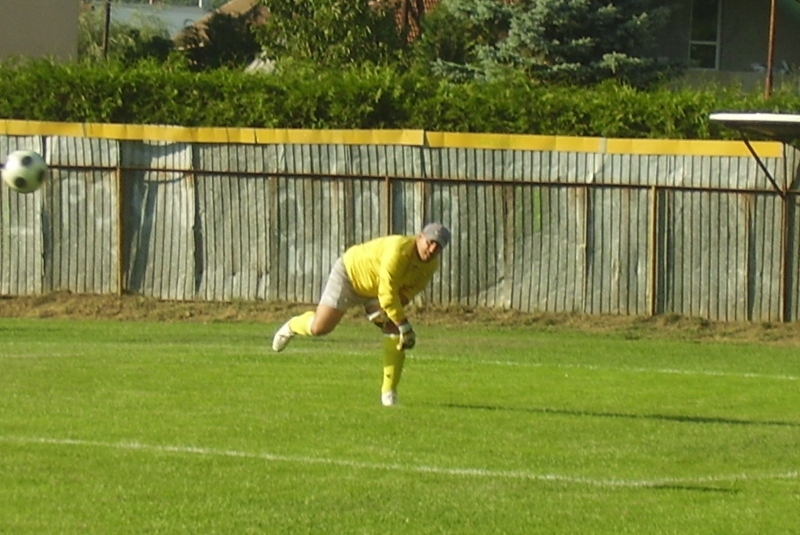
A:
765,0,777,98
102,1,112,60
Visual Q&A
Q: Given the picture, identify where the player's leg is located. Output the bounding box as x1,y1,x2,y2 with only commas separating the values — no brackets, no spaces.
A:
305,304,346,335
379,321,404,406
380,335,405,407
272,305,346,351
271,258,353,352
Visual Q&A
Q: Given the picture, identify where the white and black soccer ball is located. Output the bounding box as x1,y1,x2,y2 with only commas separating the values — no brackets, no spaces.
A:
1,149,49,194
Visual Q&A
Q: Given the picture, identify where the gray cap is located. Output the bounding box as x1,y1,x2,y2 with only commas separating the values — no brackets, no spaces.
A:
422,222,451,248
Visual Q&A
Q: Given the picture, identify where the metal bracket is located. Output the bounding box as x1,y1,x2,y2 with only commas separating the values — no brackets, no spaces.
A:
740,131,786,198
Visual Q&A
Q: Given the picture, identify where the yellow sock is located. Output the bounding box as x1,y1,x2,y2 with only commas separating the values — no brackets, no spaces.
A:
381,336,406,394
288,311,315,336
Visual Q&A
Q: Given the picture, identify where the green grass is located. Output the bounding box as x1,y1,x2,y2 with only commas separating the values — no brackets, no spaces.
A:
1,317,799,534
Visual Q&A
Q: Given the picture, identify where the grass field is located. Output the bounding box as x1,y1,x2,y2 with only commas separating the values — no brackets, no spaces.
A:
1,313,799,534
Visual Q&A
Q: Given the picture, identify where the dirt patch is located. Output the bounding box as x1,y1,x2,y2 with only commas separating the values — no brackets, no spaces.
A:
0,292,306,324
2,292,800,345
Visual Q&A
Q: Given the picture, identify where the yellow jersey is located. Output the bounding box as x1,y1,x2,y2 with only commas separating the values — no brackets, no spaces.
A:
342,235,440,324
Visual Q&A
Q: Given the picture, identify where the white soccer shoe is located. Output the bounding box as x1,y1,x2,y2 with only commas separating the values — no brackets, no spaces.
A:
381,391,397,407
271,321,294,352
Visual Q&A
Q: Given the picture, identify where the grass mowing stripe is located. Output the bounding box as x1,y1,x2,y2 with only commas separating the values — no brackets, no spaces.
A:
2,435,798,489
413,356,800,381
5,346,797,381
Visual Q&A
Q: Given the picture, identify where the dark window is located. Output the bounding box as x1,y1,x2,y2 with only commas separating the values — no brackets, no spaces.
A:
689,0,720,69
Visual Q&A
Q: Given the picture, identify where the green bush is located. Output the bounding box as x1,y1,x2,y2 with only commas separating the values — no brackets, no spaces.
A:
0,59,798,140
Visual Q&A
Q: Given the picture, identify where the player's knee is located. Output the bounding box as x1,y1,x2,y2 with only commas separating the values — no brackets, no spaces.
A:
309,323,334,336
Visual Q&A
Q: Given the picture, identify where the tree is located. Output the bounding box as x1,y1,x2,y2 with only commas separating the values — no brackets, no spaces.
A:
254,0,407,67
413,0,679,87
178,10,262,70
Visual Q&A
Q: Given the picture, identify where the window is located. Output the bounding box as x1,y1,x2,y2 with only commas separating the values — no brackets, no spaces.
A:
689,0,721,69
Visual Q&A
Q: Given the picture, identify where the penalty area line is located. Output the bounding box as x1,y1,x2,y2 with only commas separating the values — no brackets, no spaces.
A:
1,435,798,489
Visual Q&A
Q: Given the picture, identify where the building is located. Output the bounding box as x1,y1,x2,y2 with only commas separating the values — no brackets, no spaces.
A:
653,0,800,90
0,0,80,62
656,0,800,72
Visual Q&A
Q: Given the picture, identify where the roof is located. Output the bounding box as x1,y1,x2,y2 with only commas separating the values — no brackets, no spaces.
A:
192,0,261,28
98,3,211,37
175,0,262,42
709,112,800,143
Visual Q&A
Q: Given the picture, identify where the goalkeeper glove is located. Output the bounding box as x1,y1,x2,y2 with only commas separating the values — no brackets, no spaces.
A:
397,322,416,350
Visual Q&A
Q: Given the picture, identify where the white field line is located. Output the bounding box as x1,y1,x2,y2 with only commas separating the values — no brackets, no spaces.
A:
1,436,798,489
413,356,800,382
4,345,798,381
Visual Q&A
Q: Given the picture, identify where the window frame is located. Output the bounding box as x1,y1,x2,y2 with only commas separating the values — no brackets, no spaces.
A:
688,0,722,70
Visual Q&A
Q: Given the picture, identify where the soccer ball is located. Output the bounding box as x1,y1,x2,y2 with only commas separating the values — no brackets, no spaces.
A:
1,149,49,194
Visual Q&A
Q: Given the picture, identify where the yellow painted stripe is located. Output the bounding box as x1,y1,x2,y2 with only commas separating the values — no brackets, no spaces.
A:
427,133,783,157
0,120,86,137
254,128,424,145
0,119,785,157
0,120,425,146
425,132,604,152
605,138,783,158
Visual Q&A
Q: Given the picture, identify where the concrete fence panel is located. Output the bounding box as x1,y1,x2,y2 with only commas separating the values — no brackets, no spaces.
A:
1,121,797,324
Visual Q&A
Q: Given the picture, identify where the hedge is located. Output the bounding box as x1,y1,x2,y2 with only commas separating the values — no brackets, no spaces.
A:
1,59,799,140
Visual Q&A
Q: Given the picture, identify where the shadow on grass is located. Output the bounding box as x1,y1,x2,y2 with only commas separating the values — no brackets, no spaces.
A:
439,403,800,428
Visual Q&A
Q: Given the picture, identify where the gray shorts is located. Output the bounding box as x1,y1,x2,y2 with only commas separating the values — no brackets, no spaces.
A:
319,257,379,312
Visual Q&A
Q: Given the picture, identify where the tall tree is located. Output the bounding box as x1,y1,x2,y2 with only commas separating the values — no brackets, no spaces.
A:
178,10,262,70
254,0,406,67
414,0,678,87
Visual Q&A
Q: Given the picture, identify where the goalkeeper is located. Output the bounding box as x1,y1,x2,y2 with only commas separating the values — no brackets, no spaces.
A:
271,222,451,407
